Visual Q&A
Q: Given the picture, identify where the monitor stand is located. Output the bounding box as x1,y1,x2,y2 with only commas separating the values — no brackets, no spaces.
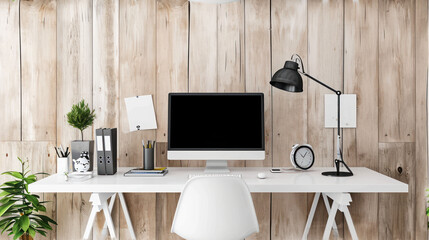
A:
204,160,230,173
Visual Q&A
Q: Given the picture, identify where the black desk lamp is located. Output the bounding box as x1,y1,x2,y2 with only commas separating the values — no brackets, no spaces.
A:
270,54,353,177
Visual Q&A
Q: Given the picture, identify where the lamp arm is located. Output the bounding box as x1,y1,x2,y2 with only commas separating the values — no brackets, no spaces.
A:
299,72,353,176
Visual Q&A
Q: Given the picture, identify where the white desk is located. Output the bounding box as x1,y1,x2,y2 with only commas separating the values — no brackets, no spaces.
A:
29,167,407,240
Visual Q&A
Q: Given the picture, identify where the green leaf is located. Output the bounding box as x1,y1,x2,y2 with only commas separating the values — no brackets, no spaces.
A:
0,201,16,217
12,230,24,240
35,229,47,237
34,218,52,230
19,215,30,232
25,195,39,206
12,220,20,235
2,171,23,179
34,214,57,225
2,220,15,234
0,191,11,197
28,226,35,238
0,216,18,226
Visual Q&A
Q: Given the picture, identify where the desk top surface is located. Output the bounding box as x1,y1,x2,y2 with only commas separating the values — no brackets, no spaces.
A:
28,167,408,193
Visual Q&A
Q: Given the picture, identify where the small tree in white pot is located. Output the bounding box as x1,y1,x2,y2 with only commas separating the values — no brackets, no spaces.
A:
67,100,96,172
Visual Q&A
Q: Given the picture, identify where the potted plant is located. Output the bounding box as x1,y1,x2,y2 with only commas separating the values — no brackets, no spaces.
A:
67,99,96,171
0,158,57,240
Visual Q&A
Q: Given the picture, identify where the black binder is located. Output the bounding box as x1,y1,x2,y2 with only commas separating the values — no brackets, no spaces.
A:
103,128,117,175
96,128,107,175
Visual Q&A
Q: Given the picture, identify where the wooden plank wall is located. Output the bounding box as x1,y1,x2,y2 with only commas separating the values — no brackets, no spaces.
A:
0,0,427,239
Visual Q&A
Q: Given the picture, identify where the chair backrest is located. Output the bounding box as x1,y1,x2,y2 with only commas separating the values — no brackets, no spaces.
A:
171,176,259,240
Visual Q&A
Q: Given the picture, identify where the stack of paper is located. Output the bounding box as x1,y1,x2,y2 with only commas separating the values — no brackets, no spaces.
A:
124,167,168,177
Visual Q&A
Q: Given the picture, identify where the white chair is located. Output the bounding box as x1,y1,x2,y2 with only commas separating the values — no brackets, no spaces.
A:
171,176,259,240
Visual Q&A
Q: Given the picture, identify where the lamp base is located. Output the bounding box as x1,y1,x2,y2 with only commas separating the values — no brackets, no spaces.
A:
321,171,353,177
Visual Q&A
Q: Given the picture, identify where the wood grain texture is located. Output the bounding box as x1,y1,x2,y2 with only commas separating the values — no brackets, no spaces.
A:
0,142,22,240
56,0,93,239
21,142,57,240
21,0,56,142
155,141,182,240
307,1,344,238
156,0,189,145
244,0,271,168
271,0,308,239
119,0,157,239
379,0,415,142
218,0,245,168
93,0,120,238
378,143,415,240
186,2,218,167
415,0,428,237
244,1,271,239
343,0,379,239
1,0,427,239
0,0,20,141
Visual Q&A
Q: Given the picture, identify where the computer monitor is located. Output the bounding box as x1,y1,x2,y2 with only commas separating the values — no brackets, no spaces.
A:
168,93,265,172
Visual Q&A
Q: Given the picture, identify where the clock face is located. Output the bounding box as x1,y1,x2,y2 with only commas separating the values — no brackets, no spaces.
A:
294,146,314,170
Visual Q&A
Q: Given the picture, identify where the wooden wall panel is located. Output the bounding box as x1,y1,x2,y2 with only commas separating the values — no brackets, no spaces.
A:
21,142,57,240
0,0,20,141
119,0,157,239
378,143,415,239
56,0,93,239
217,1,244,93
344,0,379,239
186,2,218,168
308,1,344,238
415,0,428,238
0,142,22,240
0,0,426,239
244,0,271,239
244,0,271,168
155,0,188,238
271,0,308,239
379,0,415,143
93,0,120,238
156,0,189,144
21,0,56,142
218,0,245,168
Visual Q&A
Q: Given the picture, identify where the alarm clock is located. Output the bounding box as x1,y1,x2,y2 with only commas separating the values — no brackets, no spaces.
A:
290,144,315,170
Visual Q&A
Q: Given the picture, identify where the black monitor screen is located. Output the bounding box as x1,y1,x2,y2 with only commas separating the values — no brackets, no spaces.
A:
168,93,264,150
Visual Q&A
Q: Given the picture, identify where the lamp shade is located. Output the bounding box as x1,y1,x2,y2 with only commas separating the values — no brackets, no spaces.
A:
270,60,303,92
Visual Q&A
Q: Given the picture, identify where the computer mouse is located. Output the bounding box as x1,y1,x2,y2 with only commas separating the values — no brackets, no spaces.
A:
257,172,267,179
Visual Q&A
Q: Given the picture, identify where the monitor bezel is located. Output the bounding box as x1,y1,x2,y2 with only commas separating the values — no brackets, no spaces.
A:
167,92,265,151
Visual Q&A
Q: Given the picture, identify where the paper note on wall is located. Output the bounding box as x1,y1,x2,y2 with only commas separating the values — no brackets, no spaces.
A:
124,95,158,132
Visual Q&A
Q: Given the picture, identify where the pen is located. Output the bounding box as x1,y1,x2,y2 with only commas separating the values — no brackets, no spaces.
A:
153,141,156,148
65,147,69,157
147,140,150,148
142,140,145,149
54,147,60,158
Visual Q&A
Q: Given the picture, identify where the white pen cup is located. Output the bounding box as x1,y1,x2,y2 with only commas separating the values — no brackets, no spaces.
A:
57,157,69,174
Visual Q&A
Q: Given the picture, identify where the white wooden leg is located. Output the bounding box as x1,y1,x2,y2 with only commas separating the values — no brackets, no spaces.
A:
102,200,117,239
83,205,99,240
302,192,320,240
119,193,137,240
323,201,339,240
322,193,339,237
102,193,117,238
343,205,358,240
325,192,358,240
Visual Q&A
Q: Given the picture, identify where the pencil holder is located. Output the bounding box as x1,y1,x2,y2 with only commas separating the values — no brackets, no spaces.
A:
57,157,69,174
143,147,154,170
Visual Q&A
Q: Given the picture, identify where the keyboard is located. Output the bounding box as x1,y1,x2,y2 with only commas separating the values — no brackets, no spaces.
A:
188,173,242,179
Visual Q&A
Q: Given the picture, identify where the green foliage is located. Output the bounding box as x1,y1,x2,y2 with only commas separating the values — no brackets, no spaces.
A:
66,99,96,141
427,189,429,228
0,158,56,239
